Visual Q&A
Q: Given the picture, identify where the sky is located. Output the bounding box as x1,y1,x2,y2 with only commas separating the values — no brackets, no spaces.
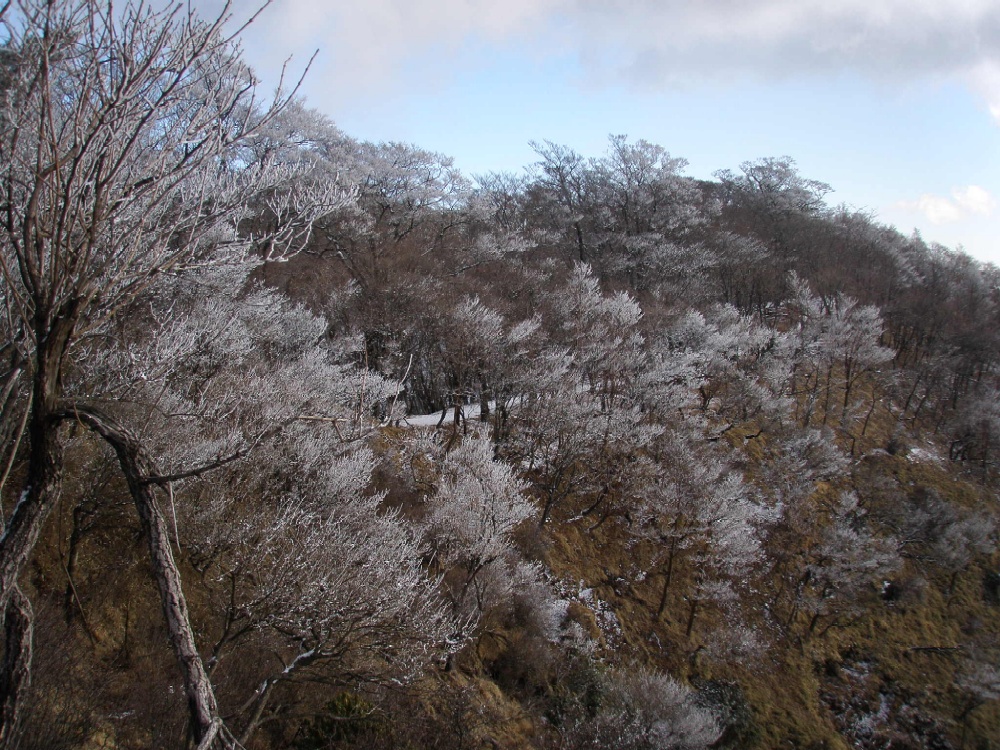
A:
197,0,1000,266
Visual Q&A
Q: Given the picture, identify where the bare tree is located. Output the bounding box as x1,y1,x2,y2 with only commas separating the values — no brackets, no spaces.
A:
527,140,593,263
0,0,342,741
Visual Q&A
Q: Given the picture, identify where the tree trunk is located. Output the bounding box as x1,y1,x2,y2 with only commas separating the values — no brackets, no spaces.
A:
841,357,854,425
807,611,823,636
0,357,70,738
539,493,557,528
860,389,878,437
820,364,833,426
492,400,509,444
479,379,491,422
574,222,586,262
685,597,699,638
238,678,278,747
656,538,678,619
0,587,31,749
900,371,922,420
0,413,63,611
65,405,220,743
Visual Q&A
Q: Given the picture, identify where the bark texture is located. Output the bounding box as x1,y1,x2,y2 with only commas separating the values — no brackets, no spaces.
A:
62,404,220,742
0,586,31,749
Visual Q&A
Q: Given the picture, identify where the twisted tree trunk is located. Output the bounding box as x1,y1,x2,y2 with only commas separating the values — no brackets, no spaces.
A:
62,404,220,743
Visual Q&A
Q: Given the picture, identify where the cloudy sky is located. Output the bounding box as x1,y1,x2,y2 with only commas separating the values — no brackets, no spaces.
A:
203,0,1000,266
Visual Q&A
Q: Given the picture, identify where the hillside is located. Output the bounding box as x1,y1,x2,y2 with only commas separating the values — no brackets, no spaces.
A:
0,2,997,749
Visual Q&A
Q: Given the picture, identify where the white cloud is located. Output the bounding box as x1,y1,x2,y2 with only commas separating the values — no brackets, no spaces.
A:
898,185,997,225
560,1,1000,93
953,185,997,215
965,61,1000,124
913,195,963,224
197,0,1000,116
194,0,572,104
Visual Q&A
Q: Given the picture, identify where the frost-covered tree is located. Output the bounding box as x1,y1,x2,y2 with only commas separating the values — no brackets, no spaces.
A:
527,140,595,263
56,262,462,744
784,274,893,433
587,135,712,293
756,426,857,627
711,232,776,314
183,449,456,743
563,667,720,750
949,391,1000,477
646,305,789,427
956,652,1000,745
525,136,713,292
639,435,771,634
715,157,831,263
0,0,345,741
515,381,659,527
548,263,644,404
884,486,996,595
422,432,534,622
785,492,900,637
318,139,471,290
406,296,542,433
717,157,831,216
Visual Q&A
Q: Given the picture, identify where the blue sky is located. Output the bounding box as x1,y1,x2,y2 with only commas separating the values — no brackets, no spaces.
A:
202,0,1000,266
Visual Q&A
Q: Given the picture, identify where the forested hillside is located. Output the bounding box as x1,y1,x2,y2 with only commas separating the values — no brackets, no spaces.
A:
0,2,997,749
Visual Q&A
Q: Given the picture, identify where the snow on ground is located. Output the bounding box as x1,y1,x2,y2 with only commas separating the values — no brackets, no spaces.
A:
397,399,519,427
907,445,944,464
399,407,463,427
